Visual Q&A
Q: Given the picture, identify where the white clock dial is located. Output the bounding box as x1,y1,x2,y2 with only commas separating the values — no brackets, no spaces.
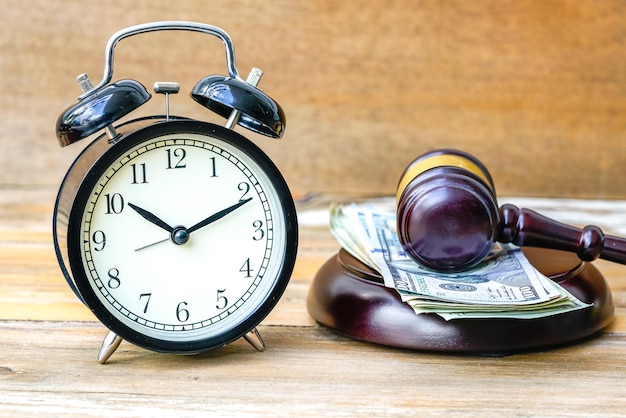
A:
65,123,296,351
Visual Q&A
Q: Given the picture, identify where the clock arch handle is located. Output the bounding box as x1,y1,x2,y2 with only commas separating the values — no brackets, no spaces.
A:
78,21,243,100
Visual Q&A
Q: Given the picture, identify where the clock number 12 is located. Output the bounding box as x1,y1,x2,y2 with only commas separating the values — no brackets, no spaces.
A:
166,148,187,169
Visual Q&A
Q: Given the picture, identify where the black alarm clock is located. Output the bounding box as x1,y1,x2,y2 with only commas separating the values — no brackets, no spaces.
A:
53,21,298,363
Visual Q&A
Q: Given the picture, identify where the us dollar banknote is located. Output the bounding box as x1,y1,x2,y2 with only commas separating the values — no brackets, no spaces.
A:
330,203,589,320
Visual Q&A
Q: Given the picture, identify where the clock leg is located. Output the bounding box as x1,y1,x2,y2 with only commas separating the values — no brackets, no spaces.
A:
243,327,265,352
97,330,123,364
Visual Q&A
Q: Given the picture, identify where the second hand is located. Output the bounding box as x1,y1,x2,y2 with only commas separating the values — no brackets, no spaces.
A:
135,237,169,252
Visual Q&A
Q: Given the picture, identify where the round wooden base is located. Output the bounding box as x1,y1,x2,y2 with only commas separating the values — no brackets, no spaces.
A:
307,248,614,354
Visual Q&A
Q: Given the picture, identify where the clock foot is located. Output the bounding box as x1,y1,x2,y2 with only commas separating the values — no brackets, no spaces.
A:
97,330,123,364
243,327,265,352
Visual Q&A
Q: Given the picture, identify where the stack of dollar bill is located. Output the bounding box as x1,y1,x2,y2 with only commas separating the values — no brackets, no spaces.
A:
330,202,589,320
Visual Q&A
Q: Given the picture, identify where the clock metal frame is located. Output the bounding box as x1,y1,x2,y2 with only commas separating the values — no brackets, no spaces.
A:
53,21,295,362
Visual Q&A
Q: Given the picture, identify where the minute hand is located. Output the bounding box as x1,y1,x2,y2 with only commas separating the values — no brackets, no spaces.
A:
187,198,253,234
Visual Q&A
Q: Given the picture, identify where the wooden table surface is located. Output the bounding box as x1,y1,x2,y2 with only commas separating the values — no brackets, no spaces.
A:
1,188,625,417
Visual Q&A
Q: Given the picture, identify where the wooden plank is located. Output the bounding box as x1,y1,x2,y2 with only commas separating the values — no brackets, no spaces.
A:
1,321,625,417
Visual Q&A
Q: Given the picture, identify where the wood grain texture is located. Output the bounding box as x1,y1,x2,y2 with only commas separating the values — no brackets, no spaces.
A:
2,321,625,417
0,189,625,416
1,1,626,414
1,0,625,198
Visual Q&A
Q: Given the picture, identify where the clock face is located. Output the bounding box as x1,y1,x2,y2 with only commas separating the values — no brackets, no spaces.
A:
66,121,297,353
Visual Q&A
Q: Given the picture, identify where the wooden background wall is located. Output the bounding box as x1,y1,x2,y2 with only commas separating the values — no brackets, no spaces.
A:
1,0,625,198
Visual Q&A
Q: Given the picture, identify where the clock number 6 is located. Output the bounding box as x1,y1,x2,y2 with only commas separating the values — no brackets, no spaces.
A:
176,302,189,322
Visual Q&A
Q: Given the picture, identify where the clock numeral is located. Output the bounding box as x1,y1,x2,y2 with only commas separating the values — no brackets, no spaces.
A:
216,289,228,310
107,268,121,289
92,230,106,251
252,220,264,241
176,301,189,322
104,193,124,214
209,156,218,177
166,148,187,169
131,163,148,184
238,182,251,202
240,258,253,278
139,293,151,314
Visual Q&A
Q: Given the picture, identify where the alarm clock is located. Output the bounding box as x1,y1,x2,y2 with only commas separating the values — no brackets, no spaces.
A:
53,21,298,363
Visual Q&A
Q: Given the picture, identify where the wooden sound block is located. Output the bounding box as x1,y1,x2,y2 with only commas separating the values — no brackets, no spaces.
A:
307,248,614,354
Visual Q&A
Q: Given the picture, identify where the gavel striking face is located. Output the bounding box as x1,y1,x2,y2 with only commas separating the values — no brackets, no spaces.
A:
396,149,626,272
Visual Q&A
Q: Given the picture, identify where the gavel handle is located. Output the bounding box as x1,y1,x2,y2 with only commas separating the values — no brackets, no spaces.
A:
498,204,626,265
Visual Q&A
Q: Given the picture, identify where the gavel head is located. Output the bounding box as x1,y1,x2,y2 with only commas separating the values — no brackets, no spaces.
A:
396,149,500,272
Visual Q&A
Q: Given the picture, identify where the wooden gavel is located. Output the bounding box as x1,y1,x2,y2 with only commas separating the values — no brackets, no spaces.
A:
396,149,626,272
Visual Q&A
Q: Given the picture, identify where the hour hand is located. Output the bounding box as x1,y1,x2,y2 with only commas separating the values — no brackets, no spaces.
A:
128,202,174,233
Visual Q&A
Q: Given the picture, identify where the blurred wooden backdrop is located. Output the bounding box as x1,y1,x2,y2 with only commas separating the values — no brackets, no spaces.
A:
1,0,624,198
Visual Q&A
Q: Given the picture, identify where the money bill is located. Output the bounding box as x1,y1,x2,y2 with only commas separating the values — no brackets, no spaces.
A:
330,203,589,320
